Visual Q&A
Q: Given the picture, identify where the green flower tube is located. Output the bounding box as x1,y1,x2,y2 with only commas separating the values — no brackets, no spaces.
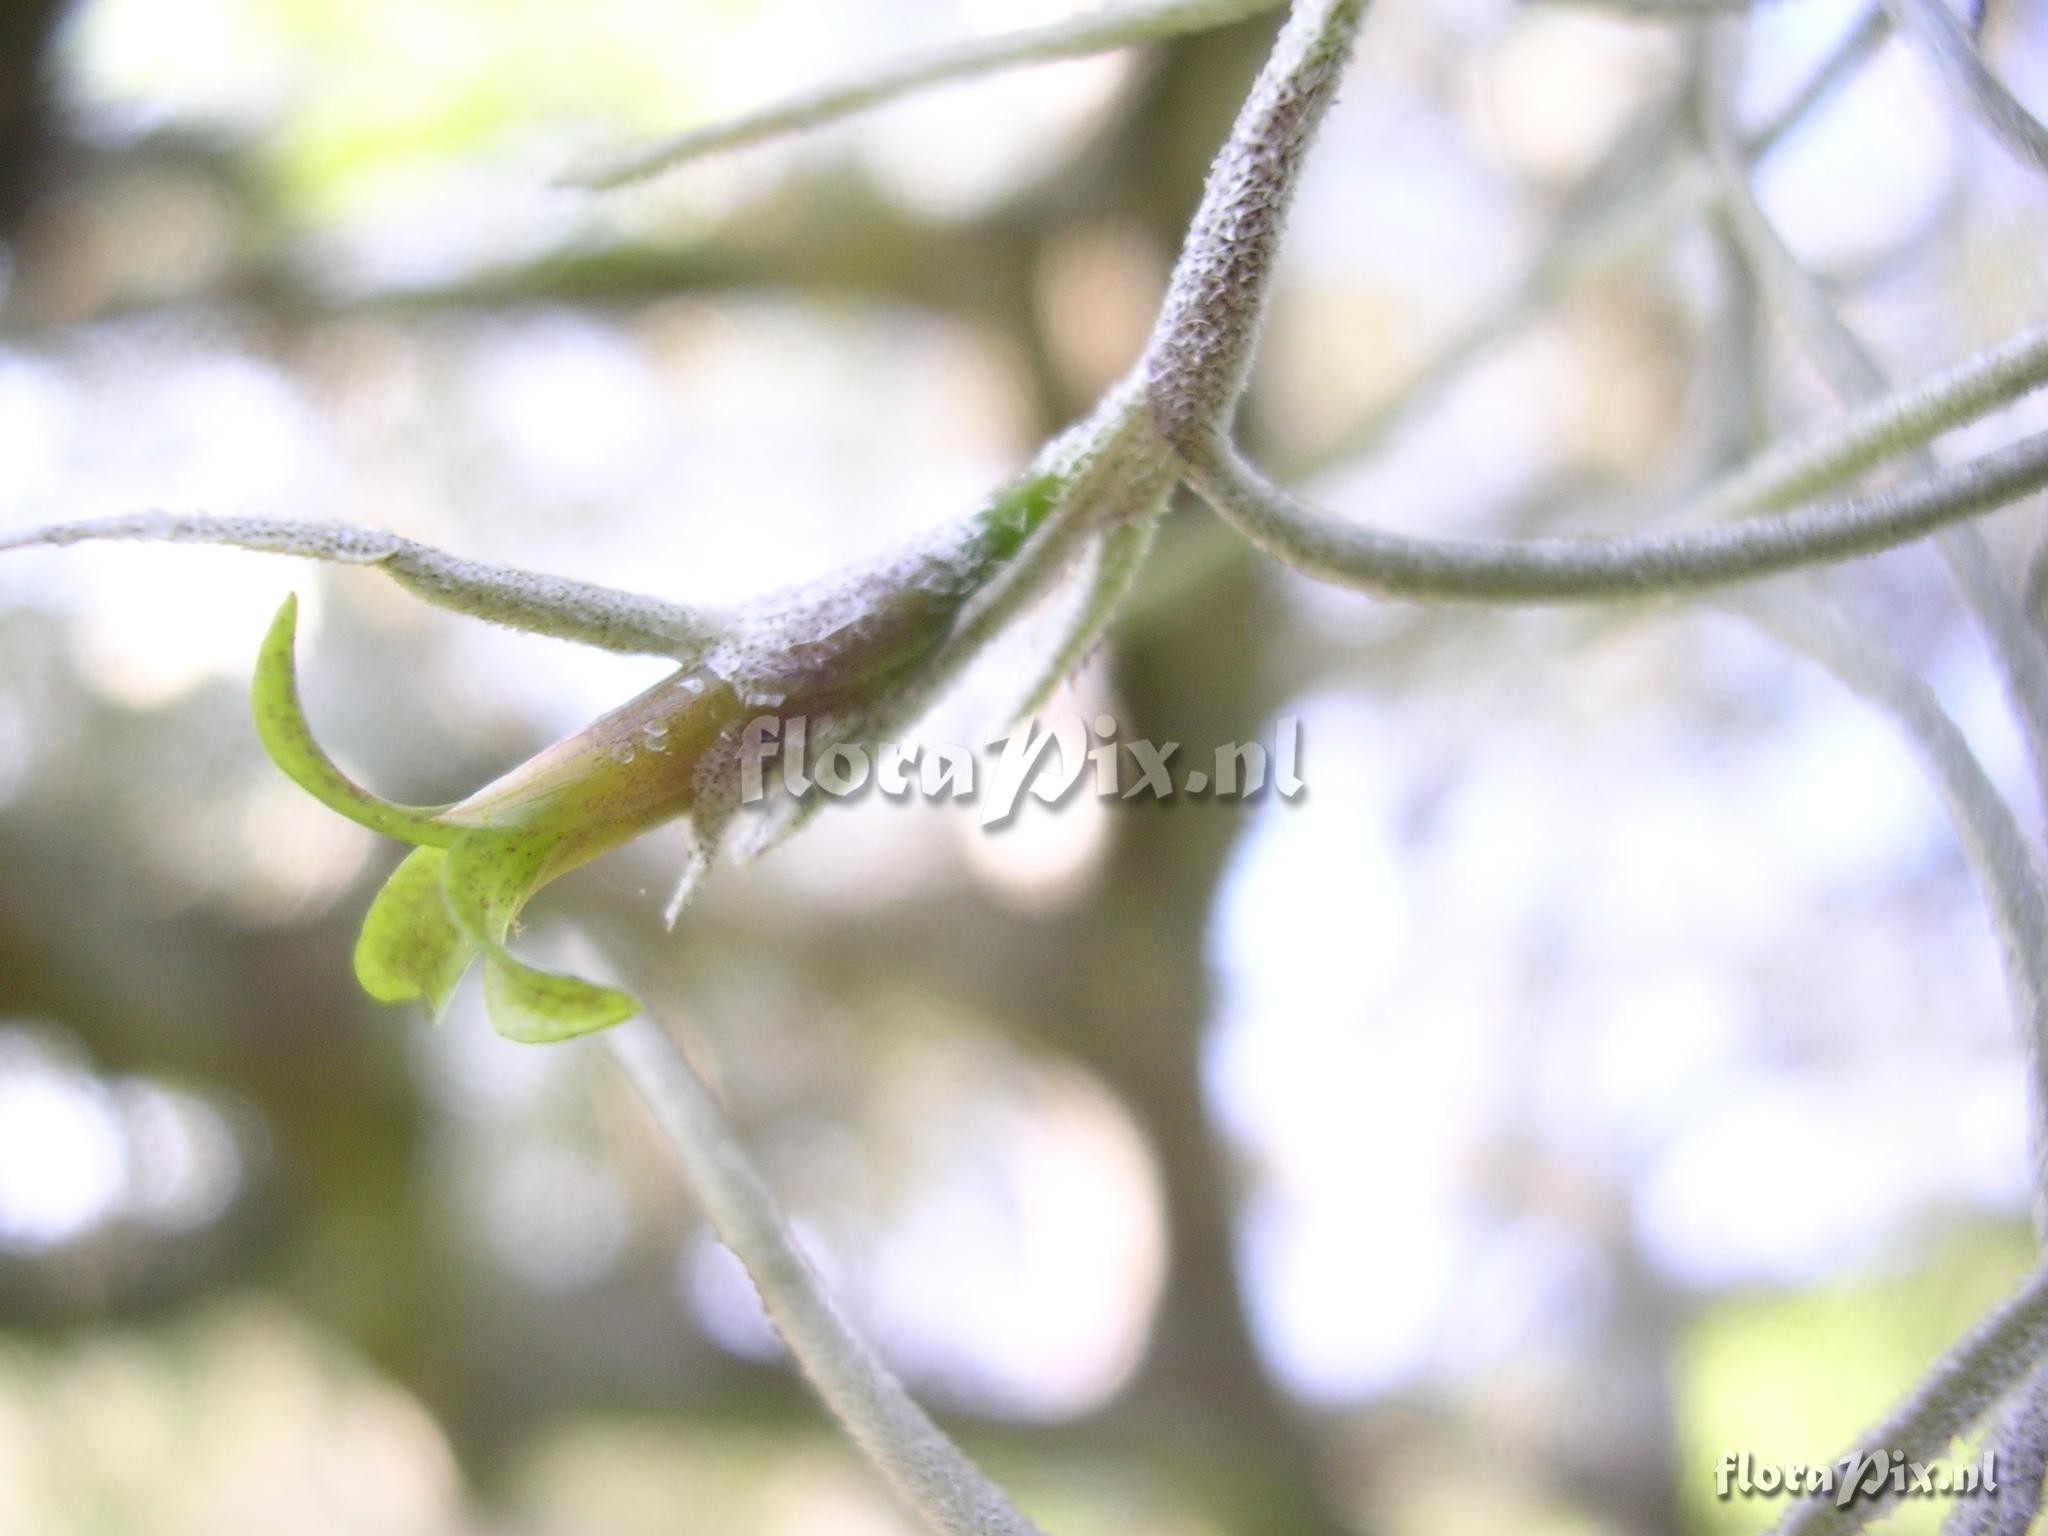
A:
252,595,746,1042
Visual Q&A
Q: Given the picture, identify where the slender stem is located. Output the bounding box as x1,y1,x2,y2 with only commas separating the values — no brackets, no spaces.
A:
1294,82,1697,475
1180,427,2048,600
1732,595,2048,1237
1012,503,1166,721
927,384,1175,700
1701,24,2048,804
1141,0,2048,603
1940,1357,2048,1536
1700,29,2048,1496
1880,0,2048,180
1667,322,2048,523
1298,0,1888,479
1695,33,2048,1162
1765,1257,2048,1536
1745,3,1889,156
605,1013,1046,1536
1144,0,1367,450
0,512,724,661
569,0,1284,189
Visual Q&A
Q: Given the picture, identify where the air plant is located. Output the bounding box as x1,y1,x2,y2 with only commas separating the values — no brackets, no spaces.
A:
233,441,1141,1045
14,2,2048,1533
253,594,744,1040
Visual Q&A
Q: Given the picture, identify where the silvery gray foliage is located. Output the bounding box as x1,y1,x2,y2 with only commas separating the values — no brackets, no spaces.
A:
1942,1359,2048,1536
1760,1255,2048,1536
568,0,1284,188
1880,0,2048,178
16,1,2048,1532
1012,507,1163,722
1698,18,2048,1238
1734,594,2048,1236
1138,0,2048,602
605,1013,1047,1536
0,513,726,660
1671,322,2048,525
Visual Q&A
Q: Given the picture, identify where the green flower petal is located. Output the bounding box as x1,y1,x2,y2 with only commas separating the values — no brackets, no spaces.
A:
441,828,640,1044
251,595,459,847
480,953,639,1045
354,847,476,1017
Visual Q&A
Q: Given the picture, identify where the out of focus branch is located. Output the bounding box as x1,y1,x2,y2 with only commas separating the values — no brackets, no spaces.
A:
1702,19,2048,1224
1881,0,2048,179
1302,1,1888,476
1733,593,2048,1231
567,0,1282,189
1700,24,2048,782
1766,1258,2048,1536
1669,322,2048,521
1942,1358,2048,1536
1139,0,2048,600
605,1012,1045,1536
0,0,70,242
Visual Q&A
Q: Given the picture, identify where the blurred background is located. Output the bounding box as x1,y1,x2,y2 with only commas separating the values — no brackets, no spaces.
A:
4,0,2048,1531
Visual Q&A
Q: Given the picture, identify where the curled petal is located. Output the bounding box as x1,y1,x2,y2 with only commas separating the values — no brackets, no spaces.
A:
441,829,639,1043
481,951,640,1045
354,847,475,1018
251,596,460,847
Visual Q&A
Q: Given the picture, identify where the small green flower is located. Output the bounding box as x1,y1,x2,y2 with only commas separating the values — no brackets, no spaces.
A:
239,466,1095,1044
251,595,746,1042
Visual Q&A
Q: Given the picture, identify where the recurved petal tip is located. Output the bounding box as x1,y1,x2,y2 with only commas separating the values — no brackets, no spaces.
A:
250,593,460,848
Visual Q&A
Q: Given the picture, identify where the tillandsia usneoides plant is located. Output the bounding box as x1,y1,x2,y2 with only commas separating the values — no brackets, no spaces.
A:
17,0,2048,1530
